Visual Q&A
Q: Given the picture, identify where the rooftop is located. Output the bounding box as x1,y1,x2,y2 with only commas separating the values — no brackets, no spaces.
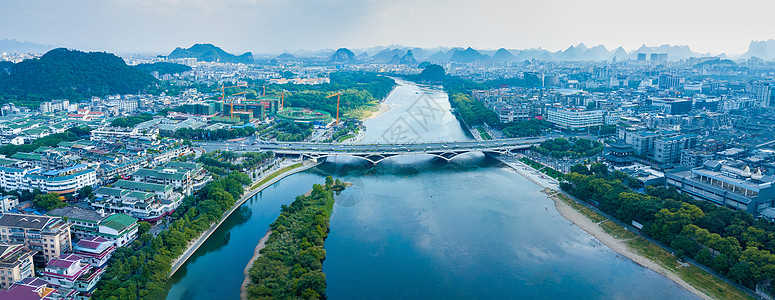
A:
0,213,61,230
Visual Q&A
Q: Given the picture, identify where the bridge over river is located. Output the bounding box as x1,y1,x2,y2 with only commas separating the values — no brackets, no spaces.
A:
195,137,545,164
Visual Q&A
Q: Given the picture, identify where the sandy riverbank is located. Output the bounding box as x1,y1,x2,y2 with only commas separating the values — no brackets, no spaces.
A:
544,190,711,300
497,157,712,299
240,229,272,300
362,102,391,120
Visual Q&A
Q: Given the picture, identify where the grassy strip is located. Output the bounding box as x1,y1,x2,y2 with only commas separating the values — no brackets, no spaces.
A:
476,127,492,140
553,189,752,299
625,237,753,300
553,191,607,223
519,157,564,180
336,134,355,142
251,163,304,190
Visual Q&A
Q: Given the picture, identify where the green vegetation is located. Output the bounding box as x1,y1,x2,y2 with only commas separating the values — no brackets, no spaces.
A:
336,134,355,143
532,138,603,159
134,62,192,75
196,150,273,176
92,170,252,299
416,64,446,82
261,72,395,119
250,163,304,190
0,128,84,156
449,93,498,125
33,192,67,211
501,119,552,138
161,126,256,141
328,121,359,143
476,127,492,140
169,43,253,64
562,163,775,295
0,48,158,107
519,157,564,180
110,113,154,128
276,121,313,142
246,177,347,299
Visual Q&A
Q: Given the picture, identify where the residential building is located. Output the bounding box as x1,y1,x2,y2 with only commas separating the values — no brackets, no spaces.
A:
73,237,115,268
650,98,693,115
0,195,19,213
653,134,698,165
40,253,104,297
0,277,73,299
97,214,138,247
132,161,207,195
0,213,72,264
681,149,714,168
47,206,138,248
0,242,36,288
93,185,178,223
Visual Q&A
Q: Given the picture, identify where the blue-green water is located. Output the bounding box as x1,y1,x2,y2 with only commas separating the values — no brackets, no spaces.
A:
163,80,698,299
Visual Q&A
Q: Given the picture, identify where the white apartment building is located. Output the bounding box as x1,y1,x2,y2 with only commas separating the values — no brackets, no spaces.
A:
546,107,604,130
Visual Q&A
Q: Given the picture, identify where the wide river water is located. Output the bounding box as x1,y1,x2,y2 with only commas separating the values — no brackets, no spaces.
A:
163,80,697,299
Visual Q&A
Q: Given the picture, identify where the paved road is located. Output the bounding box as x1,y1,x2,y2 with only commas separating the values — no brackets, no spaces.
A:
194,137,546,155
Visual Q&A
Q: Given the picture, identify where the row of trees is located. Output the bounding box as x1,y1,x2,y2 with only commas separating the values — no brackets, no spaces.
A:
532,137,604,159
562,164,775,291
448,93,499,126
246,177,346,299
501,119,552,138
160,126,256,141
0,127,88,156
110,113,154,128
92,171,252,299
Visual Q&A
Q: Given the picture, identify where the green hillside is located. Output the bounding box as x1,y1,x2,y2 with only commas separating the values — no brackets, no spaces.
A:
0,48,158,107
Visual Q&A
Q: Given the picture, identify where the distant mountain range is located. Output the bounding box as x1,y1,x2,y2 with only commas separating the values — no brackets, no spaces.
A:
741,39,775,60
277,43,737,62
0,39,55,53
168,44,253,64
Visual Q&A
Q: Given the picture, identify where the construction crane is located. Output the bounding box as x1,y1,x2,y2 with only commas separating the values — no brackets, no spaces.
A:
220,83,248,118
280,90,285,111
326,92,342,126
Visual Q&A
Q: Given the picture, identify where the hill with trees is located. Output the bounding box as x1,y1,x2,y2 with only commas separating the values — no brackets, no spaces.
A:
0,48,158,107
134,62,192,75
168,44,253,64
329,48,356,63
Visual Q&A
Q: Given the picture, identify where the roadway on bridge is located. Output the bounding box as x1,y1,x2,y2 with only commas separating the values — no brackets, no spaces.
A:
194,137,546,154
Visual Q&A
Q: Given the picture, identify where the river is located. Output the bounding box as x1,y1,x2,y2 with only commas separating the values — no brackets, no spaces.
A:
163,79,697,299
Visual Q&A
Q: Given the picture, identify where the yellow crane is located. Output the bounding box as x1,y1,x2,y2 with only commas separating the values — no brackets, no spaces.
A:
220,83,248,118
280,90,285,111
326,92,342,126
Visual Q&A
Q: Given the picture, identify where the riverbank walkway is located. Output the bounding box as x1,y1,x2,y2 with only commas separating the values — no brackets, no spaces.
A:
168,159,321,276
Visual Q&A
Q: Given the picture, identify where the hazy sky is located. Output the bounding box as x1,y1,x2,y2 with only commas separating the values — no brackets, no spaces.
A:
1,0,773,55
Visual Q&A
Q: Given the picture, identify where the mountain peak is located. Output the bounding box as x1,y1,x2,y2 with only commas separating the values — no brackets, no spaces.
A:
169,44,253,64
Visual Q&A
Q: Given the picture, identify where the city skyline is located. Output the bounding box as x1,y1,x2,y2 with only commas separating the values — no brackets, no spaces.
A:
1,0,774,55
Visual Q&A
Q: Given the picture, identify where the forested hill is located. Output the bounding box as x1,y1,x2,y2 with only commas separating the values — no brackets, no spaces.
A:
0,48,158,107
134,62,192,75
168,44,253,64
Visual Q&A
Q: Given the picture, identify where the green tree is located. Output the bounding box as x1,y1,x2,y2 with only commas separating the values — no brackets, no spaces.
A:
33,192,67,211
